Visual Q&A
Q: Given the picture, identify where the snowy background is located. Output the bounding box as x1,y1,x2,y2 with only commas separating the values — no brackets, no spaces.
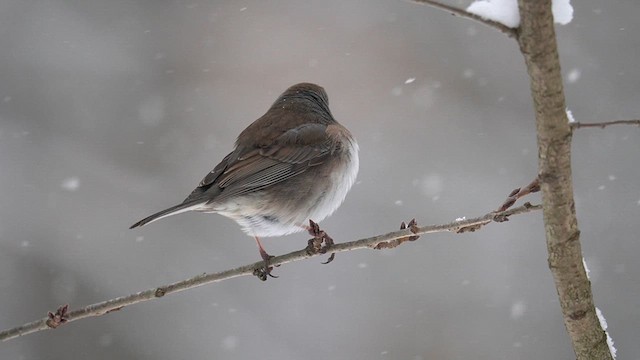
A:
1,1,639,359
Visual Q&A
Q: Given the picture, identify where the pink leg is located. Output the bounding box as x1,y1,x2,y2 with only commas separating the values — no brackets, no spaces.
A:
253,236,277,280
254,236,271,261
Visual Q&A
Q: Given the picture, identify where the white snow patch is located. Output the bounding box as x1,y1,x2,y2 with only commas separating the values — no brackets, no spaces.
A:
455,216,466,222
596,307,608,328
221,335,239,350
467,0,573,28
415,174,444,197
395,200,403,206
552,0,574,25
582,257,590,279
405,77,416,84
566,108,576,123
596,307,617,358
61,177,80,191
567,68,581,83
510,300,526,320
467,0,519,27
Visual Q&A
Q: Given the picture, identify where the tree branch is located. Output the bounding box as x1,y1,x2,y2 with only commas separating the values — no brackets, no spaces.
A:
0,203,541,342
410,0,517,37
571,119,640,129
517,1,613,359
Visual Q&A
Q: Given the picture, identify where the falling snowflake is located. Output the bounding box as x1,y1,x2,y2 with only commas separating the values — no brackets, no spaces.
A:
61,177,80,191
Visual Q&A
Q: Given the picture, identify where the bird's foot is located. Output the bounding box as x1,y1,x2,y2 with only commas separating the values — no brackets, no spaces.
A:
306,220,336,264
252,247,278,281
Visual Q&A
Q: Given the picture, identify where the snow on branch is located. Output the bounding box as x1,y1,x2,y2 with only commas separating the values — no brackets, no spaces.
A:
411,0,517,37
467,0,573,28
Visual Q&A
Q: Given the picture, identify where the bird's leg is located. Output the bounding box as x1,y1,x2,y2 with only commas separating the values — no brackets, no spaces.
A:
255,236,271,262
252,236,277,281
305,220,335,264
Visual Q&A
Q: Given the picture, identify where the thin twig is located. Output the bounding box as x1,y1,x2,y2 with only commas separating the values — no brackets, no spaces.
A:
497,177,540,212
0,203,541,342
410,0,517,37
571,119,640,129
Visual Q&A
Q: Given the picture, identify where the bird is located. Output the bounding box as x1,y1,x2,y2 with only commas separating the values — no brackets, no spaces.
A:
130,83,359,273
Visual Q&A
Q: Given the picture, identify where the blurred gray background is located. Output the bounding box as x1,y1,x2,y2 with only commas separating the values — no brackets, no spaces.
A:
1,1,638,359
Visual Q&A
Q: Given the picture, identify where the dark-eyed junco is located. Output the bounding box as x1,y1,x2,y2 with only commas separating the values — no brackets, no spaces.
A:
130,83,359,271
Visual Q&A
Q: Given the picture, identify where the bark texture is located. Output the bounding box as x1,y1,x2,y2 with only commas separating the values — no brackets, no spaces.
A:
517,1,613,359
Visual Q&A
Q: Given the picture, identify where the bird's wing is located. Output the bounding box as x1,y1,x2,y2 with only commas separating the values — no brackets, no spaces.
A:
184,123,335,203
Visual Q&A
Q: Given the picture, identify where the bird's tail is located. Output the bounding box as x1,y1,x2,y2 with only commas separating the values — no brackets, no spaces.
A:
129,200,205,229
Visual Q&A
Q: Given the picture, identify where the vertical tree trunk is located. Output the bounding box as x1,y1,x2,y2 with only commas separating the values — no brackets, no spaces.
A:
516,1,613,359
